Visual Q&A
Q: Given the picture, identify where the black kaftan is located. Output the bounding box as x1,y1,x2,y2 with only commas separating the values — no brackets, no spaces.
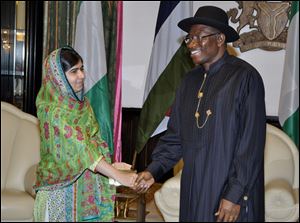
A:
147,51,266,222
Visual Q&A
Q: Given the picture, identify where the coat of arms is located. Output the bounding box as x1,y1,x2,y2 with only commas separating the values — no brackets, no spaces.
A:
227,1,291,52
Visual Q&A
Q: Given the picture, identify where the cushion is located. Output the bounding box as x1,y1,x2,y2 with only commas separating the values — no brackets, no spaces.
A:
265,179,297,221
1,189,34,220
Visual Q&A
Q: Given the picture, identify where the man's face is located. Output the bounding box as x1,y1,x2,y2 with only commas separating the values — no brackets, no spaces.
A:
185,24,222,67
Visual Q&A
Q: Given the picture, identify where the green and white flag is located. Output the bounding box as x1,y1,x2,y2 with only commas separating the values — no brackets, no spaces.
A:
278,1,299,148
135,1,194,153
74,1,113,154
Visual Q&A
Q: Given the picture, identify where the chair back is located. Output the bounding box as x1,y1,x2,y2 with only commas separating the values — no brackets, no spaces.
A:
1,101,40,191
264,124,299,188
264,124,299,222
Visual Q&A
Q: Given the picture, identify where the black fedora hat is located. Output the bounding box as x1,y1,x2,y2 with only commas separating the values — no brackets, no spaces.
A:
178,6,239,42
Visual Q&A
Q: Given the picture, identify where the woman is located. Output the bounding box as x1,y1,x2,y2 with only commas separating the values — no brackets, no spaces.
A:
33,46,136,221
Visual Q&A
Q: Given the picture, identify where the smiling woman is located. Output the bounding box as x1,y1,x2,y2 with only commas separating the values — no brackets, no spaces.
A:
65,62,85,93
33,46,137,222
60,48,85,98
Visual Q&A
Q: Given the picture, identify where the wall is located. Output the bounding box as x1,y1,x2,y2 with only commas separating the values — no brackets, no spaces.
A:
122,1,287,116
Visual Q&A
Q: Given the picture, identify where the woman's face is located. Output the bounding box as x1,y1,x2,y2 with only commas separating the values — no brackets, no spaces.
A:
65,61,85,93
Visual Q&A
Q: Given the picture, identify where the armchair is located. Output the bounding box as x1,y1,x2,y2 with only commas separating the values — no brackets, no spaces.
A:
1,102,40,221
154,169,182,222
154,124,299,222
264,124,299,222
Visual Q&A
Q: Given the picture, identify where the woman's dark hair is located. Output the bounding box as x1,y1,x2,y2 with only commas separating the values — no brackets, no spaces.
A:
60,47,83,73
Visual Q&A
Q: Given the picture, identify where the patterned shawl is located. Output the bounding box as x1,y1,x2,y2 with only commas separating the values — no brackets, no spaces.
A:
34,48,115,221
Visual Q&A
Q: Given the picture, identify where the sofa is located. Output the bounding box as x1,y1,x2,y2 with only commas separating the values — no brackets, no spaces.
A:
154,124,299,222
1,101,40,221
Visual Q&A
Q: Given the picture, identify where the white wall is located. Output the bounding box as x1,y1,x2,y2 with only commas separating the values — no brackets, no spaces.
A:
122,1,286,116
122,1,160,108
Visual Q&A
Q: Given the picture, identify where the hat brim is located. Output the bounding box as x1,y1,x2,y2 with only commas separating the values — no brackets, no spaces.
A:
178,17,240,42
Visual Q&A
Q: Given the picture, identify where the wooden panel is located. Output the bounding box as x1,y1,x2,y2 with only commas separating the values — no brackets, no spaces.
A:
122,108,174,183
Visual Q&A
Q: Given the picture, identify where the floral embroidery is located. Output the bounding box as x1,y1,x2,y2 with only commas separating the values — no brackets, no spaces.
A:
64,125,73,138
100,142,108,148
75,126,84,141
54,126,59,137
58,95,64,102
44,122,49,139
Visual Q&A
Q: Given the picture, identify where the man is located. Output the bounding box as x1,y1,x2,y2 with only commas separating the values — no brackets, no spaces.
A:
134,6,266,222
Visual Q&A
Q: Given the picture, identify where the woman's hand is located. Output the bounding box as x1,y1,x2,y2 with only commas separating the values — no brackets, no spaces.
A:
112,162,132,170
115,170,137,188
95,159,137,187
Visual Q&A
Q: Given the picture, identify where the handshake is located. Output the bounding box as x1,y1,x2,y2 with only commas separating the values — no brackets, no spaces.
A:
111,162,155,193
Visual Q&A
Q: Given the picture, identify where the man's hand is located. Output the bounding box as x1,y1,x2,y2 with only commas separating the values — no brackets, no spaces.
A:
133,171,155,193
215,198,240,222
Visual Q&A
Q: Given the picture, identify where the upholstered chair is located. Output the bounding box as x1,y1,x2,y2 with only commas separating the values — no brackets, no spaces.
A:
1,101,40,221
264,124,299,222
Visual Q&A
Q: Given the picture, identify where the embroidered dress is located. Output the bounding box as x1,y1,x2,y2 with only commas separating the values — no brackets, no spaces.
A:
33,48,115,222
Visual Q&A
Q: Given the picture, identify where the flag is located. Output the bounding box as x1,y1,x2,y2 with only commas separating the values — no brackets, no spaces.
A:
278,1,299,148
74,1,114,154
135,1,194,153
113,1,123,162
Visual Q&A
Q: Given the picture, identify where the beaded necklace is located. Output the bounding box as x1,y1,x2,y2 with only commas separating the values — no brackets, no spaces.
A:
194,73,212,128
